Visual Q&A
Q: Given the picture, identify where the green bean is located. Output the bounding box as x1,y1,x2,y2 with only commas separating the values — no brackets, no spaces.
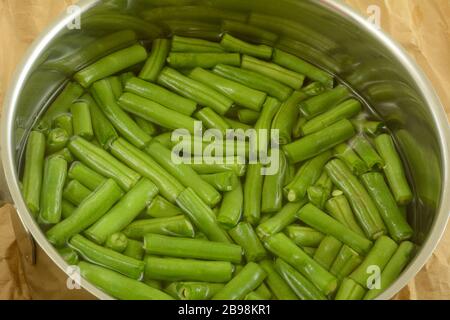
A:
292,116,307,139
299,85,350,119
272,49,334,88
330,245,363,280
297,204,373,255
152,132,173,148
158,67,233,115
325,159,386,239
46,179,123,246
146,141,221,207
350,136,384,169
50,148,74,163
123,239,144,261
162,18,221,41
285,226,325,247
374,134,413,205
57,247,79,265
68,136,141,191
325,195,366,236
22,131,46,215
334,278,366,300
254,283,272,300
303,247,317,256
171,35,224,53
68,161,106,191
200,172,238,192
79,261,173,300
176,188,232,243
284,151,332,202
244,291,265,300
301,81,327,97
85,178,158,244
167,52,240,69
166,282,225,300
256,201,305,239
123,216,195,240
61,200,76,219
301,99,362,135
254,97,281,152
229,222,266,262
350,235,398,287
272,91,308,144
195,107,231,132
39,156,67,224
334,143,368,176
283,119,355,163
275,259,327,300
188,157,246,176
259,259,298,300
261,150,287,213
124,76,197,116
307,171,333,209
143,234,242,263
110,138,184,202
237,109,260,125
189,68,267,112
363,241,415,300
361,172,413,242
264,233,337,295
221,20,278,46
38,82,84,130
53,114,73,137
217,180,243,229
105,232,128,253
139,38,170,82
79,93,118,149
120,72,135,87
146,195,182,218
133,116,158,136
220,33,273,60
223,117,252,130
213,262,266,300
69,102,93,140
91,80,151,149
243,163,263,225
241,55,305,89
352,120,384,136
46,128,69,155
62,180,91,206
284,162,297,185
74,44,148,88
107,76,123,99
145,256,233,283
313,236,343,270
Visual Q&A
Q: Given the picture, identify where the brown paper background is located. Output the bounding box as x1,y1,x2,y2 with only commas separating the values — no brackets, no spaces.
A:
0,0,449,300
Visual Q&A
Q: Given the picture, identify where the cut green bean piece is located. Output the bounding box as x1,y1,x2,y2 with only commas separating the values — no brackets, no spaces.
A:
39,156,67,224
223,117,252,130
325,195,366,236
245,291,265,300
264,233,337,295
301,99,362,135
213,64,292,101
79,261,173,300
352,120,384,136
297,204,373,255
255,96,281,152
199,172,238,193
285,225,325,248
313,236,343,270
273,49,334,88
146,195,183,218
217,180,243,229
110,138,184,202
292,116,307,139
107,76,123,99
325,159,386,240
283,119,355,164
307,171,333,209
261,150,287,213
330,245,363,280
46,179,123,247
374,134,413,205
221,33,273,59
58,247,79,265
243,163,263,225
229,222,266,262
145,256,233,283
50,148,74,163
350,235,398,287
361,172,413,242
46,128,69,154
105,232,128,253
53,114,73,138
125,76,197,116
254,283,272,300
350,135,384,169
85,178,158,244
363,241,415,300
74,44,147,88
334,278,366,300
22,131,46,215
299,85,350,119
171,35,225,53
62,180,91,206
71,102,93,140
334,143,368,176
302,82,327,97
176,188,232,243
195,107,231,132
213,262,266,300
237,109,260,125
188,157,246,176
68,161,106,191
242,55,304,89
143,234,242,263
123,239,144,261
124,216,195,240
139,38,170,82
158,67,233,115
133,116,158,136
256,201,305,239
167,52,240,69
259,259,298,300
61,200,76,219
221,20,278,45
166,282,225,300
275,259,327,300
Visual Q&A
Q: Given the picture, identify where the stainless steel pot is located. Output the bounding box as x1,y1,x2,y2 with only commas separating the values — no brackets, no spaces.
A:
1,0,449,300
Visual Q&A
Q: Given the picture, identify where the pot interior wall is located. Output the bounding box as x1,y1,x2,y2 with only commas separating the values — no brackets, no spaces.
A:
13,0,442,245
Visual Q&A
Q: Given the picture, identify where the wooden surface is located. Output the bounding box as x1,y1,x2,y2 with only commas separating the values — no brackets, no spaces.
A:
0,0,449,300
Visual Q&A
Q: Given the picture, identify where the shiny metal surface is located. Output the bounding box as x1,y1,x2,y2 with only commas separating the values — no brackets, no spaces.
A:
1,0,449,300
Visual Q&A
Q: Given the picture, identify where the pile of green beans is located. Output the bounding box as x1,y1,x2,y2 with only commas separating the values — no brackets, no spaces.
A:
20,27,416,300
